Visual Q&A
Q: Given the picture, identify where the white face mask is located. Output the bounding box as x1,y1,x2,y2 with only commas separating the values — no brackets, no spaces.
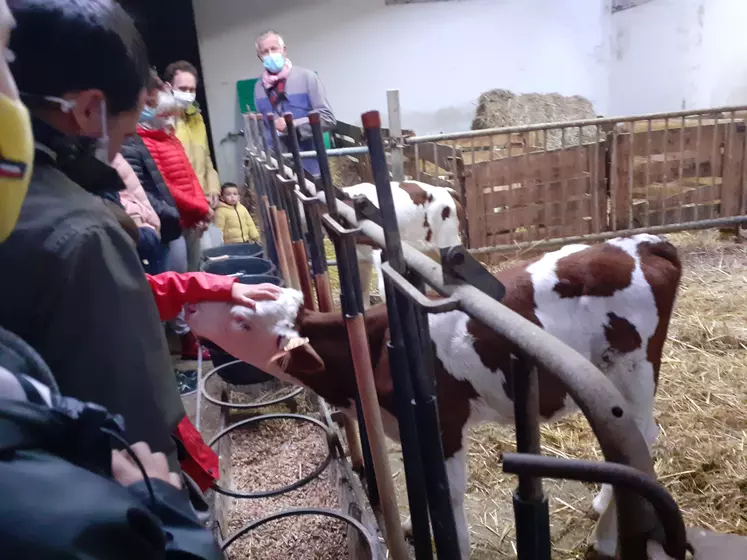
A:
38,95,110,164
173,89,196,107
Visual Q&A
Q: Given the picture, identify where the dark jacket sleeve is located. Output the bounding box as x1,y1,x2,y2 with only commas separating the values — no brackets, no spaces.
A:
122,138,182,244
128,480,224,559
39,223,185,457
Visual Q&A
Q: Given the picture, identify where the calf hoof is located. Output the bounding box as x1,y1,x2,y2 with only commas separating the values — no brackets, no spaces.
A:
586,505,601,521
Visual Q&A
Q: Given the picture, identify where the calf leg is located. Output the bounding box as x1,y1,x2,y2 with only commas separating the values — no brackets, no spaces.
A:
445,446,470,560
590,355,659,557
358,258,374,310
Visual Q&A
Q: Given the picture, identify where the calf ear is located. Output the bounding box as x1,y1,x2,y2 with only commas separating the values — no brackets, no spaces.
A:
270,343,325,374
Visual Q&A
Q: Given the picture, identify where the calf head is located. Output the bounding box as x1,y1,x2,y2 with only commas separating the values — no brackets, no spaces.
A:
185,288,325,378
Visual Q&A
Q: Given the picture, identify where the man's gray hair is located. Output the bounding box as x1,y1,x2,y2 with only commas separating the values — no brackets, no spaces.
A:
255,30,285,52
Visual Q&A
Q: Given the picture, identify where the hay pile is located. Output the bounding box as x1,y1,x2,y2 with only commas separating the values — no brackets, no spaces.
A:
471,89,599,150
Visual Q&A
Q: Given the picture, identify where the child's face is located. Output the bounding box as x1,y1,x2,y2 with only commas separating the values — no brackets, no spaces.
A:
222,187,240,206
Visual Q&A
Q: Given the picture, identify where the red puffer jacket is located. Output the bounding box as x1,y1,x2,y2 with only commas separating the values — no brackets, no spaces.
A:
146,271,237,491
138,127,210,229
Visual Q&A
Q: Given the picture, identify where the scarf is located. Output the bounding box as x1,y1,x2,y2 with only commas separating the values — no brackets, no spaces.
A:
261,60,293,108
261,58,293,89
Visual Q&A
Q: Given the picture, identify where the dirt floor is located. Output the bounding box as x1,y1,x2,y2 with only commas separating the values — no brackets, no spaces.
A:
384,230,747,559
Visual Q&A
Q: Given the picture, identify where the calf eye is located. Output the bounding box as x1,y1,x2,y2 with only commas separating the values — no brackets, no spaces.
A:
240,323,252,332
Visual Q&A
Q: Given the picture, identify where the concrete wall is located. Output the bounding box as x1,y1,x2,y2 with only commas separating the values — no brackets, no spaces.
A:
192,0,610,183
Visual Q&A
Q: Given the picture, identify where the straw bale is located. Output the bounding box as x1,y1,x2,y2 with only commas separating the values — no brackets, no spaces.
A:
471,89,599,150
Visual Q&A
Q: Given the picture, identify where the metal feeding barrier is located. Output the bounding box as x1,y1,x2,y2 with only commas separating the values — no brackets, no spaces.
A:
211,97,747,560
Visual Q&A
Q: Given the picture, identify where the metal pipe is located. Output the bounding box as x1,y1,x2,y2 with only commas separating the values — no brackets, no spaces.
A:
257,114,298,289
404,103,747,144
309,111,366,473
502,453,687,559
469,215,747,256
282,145,372,160
283,113,318,311
388,90,405,182
364,110,462,559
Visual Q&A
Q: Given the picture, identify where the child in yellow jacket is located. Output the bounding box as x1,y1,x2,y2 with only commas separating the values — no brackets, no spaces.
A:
213,183,260,244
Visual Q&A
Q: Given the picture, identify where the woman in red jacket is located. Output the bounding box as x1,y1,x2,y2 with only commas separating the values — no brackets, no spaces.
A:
138,69,215,360
146,272,282,493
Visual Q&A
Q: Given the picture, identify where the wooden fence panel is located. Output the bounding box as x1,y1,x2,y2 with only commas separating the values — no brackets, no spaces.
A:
612,122,744,229
464,144,606,245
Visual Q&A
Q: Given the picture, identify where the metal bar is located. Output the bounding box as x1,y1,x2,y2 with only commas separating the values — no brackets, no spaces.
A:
609,126,619,231
507,130,514,244
627,122,635,229
308,111,366,472
645,119,652,228
695,113,703,220
282,145,372,160
364,110,461,559
591,124,601,233
471,215,747,256
387,90,405,182
502,453,687,560
661,118,669,227
511,356,551,560
283,113,317,311
322,211,409,560
677,116,686,225
404,104,747,144
710,114,719,219
560,128,567,235
414,143,421,181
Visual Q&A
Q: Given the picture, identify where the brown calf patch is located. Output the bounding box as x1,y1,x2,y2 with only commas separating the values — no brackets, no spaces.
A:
636,240,682,385
553,243,635,299
434,353,478,459
426,229,433,243
604,312,642,353
400,181,433,206
441,206,451,220
465,263,569,420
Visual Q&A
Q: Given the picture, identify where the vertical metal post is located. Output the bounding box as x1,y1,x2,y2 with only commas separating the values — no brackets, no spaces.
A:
310,113,378,496
511,356,551,560
321,213,410,560
387,90,406,182
283,112,319,311
364,109,462,560
243,114,278,267
258,114,299,289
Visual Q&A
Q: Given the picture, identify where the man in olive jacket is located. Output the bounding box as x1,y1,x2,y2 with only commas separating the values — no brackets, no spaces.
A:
0,0,184,469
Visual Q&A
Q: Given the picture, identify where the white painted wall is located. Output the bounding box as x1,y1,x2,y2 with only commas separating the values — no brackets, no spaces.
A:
193,0,611,184
609,0,747,115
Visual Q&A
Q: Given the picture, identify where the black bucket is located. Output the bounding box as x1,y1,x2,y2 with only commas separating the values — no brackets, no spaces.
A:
202,242,263,262
201,270,283,385
201,256,276,278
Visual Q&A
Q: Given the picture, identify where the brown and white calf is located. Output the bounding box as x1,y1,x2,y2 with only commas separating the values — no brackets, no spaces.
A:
186,233,681,559
314,180,465,307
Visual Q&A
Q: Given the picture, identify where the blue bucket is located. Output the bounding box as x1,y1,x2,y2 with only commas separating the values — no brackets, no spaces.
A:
201,270,283,385
202,256,276,277
202,242,263,262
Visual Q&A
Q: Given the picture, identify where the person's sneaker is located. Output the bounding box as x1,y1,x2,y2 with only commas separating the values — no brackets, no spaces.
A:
176,369,198,396
180,331,210,361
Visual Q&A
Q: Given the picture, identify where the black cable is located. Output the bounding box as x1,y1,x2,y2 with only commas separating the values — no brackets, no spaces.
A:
102,427,156,507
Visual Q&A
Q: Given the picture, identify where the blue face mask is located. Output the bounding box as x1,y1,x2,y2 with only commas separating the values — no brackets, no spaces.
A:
263,53,286,74
139,106,157,123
